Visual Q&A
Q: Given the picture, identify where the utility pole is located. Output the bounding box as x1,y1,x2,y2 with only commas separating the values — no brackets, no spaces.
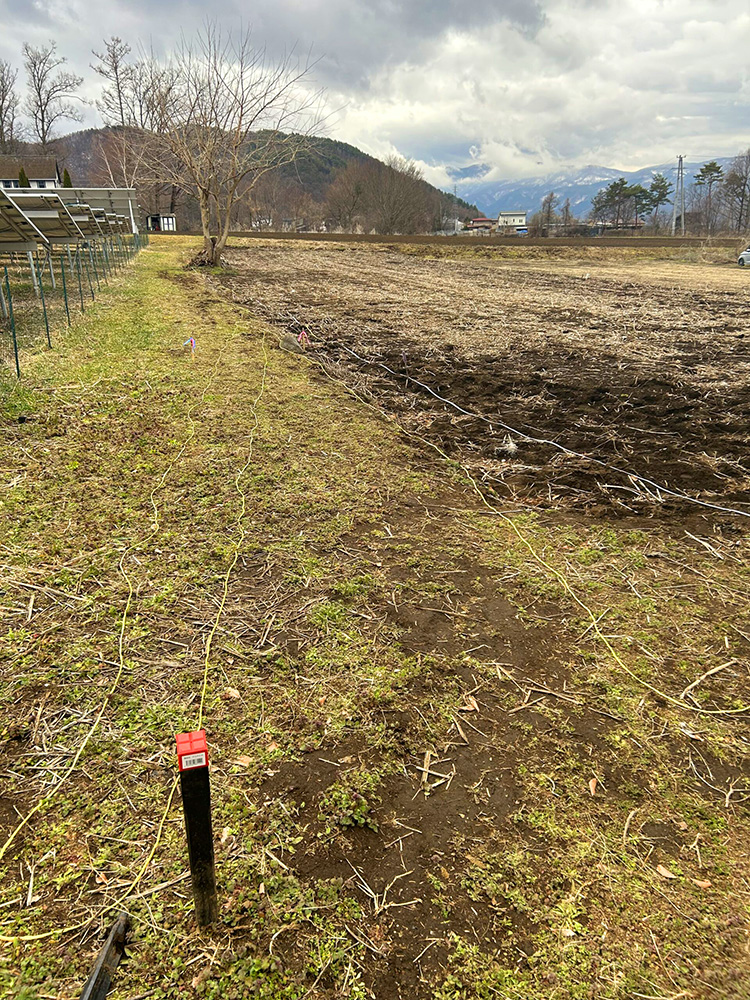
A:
671,155,685,236
680,156,686,236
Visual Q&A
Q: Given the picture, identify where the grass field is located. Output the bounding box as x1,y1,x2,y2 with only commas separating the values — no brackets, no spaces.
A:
2,236,750,999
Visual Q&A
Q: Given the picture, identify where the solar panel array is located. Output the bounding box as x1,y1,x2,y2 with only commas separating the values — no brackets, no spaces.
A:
55,188,139,232
0,186,147,380
5,192,84,243
0,190,48,251
0,187,140,255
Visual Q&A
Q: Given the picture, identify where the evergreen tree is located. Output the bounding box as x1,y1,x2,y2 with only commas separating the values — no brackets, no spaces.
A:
694,161,724,234
648,174,673,229
62,167,73,187
626,184,653,226
18,166,29,187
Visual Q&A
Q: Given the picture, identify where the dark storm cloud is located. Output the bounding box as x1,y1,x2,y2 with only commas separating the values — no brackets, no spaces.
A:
39,0,544,88
232,0,545,88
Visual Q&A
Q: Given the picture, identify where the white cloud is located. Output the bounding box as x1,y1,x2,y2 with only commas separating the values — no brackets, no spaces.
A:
0,0,747,186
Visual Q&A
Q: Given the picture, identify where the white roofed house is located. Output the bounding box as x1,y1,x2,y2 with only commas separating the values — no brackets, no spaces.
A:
497,210,528,232
0,155,62,190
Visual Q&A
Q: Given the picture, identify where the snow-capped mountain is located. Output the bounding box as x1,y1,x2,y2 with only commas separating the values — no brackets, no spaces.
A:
457,158,733,218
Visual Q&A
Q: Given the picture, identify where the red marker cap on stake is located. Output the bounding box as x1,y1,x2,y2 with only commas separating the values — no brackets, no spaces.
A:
176,729,208,771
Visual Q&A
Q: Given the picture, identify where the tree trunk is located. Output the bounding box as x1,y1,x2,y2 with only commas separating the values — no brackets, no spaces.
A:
211,192,239,266
199,189,213,259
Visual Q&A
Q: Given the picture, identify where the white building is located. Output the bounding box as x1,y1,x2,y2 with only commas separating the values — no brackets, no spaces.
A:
146,213,177,233
497,210,527,231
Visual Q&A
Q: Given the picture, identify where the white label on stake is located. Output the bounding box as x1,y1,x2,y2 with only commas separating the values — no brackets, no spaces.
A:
181,752,207,770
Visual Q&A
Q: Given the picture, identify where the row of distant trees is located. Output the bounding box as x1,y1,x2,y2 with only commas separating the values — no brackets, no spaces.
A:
679,156,750,234
530,154,750,236
194,155,470,235
589,159,749,234
304,157,467,235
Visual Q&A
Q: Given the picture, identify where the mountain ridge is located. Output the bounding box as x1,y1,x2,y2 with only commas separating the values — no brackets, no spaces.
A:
32,128,734,224
49,128,480,219
457,158,735,218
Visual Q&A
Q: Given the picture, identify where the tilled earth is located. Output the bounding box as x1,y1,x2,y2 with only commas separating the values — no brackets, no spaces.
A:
212,240,750,525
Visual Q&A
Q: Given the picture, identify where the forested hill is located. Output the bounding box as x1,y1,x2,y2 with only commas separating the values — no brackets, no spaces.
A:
51,128,479,218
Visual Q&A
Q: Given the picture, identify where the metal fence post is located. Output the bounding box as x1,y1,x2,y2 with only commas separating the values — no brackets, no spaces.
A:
30,254,52,348
4,267,20,378
60,253,71,327
88,244,101,290
75,247,85,312
84,243,101,299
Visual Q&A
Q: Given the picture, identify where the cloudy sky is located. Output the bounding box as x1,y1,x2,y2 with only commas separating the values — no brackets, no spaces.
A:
0,0,748,188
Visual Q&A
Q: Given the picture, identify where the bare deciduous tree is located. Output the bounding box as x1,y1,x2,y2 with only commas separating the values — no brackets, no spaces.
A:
92,36,134,128
0,59,20,152
364,155,432,234
93,126,150,189
541,190,559,235
23,42,84,147
325,160,368,231
720,150,750,233
324,156,440,234
134,24,325,265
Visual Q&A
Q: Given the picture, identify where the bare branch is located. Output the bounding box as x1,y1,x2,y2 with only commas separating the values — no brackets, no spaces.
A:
23,41,84,147
127,21,327,263
0,59,20,152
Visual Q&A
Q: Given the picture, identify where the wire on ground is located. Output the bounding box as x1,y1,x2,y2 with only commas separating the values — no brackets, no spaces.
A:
308,351,750,718
337,344,750,520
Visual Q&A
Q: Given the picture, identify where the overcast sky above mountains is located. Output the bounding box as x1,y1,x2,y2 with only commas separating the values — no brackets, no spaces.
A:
0,0,748,194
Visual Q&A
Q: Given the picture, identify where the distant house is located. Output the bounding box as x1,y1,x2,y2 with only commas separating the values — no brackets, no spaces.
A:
465,217,495,233
497,210,527,232
0,155,62,190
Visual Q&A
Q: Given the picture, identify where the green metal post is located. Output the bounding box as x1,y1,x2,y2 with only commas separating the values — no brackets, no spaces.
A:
83,249,95,299
89,244,101,290
4,267,20,378
60,254,71,326
102,240,112,276
33,255,52,348
75,247,85,311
